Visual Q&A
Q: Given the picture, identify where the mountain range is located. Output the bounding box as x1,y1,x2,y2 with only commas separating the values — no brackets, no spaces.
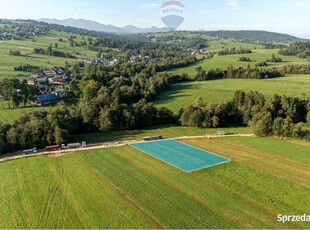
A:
39,18,171,34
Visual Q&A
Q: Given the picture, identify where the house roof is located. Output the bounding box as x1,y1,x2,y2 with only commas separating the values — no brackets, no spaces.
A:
53,77,67,83
36,94,58,103
43,70,53,73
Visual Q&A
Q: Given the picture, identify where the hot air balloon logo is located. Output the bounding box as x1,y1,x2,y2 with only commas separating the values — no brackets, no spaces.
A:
161,1,185,31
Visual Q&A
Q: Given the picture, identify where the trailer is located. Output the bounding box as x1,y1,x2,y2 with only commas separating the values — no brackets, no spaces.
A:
151,135,163,140
23,148,37,155
217,131,226,136
61,142,87,149
45,145,60,151
143,137,151,141
67,143,81,149
143,135,163,141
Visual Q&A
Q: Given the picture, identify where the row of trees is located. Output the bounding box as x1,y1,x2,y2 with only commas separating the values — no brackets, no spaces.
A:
179,91,310,138
218,47,252,56
195,65,283,81
33,47,75,58
279,42,310,58
0,100,176,154
14,64,41,73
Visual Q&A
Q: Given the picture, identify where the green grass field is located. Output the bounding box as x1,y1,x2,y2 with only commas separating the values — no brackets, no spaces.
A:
69,124,251,143
0,31,97,79
168,49,309,77
1,136,309,228
154,74,310,112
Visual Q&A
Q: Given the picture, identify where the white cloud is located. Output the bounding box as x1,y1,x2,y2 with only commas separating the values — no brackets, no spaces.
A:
141,3,160,9
227,0,239,10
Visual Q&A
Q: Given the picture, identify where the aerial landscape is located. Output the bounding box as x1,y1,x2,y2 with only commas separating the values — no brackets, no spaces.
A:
0,0,310,229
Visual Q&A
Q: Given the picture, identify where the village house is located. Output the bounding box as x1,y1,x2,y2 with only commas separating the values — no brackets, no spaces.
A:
43,69,56,76
52,77,71,85
52,89,70,97
27,76,38,85
191,49,200,55
35,94,59,106
51,66,65,75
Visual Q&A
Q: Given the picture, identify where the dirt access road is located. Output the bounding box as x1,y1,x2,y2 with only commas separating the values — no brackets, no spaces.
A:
0,134,254,164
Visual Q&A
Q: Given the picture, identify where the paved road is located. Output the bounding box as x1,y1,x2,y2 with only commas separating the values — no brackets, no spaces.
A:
0,134,254,164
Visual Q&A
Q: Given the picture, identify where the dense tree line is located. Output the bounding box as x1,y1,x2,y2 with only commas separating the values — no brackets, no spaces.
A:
149,34,208,49
262,43,288,49
33,47,75,59
201,30,305,43
179,91,310,138
0,64,188,154
281,64,310,74
218,47,252,56
195,65,283,81
279,42,310,58
14,64,41,73
0,100,175,154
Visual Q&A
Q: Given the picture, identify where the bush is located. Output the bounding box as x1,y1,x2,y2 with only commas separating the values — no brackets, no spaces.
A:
307,112,310,124
9,50,21,56
239,57,251,62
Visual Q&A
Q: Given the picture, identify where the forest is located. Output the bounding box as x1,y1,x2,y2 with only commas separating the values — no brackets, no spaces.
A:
279,42,310,58
179,91,310,138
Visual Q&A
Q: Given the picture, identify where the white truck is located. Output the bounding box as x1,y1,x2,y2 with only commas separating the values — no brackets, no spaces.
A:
61,142,87,149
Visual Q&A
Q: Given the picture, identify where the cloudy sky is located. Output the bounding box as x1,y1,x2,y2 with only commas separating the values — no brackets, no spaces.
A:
0,0,309,38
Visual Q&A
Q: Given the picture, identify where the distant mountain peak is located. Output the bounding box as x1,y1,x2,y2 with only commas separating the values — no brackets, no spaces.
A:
39,18,170,34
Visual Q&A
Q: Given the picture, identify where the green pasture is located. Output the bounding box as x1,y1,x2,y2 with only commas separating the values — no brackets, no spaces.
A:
0,31,97,79
169,49,309,77
0,136,309,228
154,74,310,112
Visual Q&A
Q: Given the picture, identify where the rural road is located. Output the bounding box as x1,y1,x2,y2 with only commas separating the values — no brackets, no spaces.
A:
0,134,254,164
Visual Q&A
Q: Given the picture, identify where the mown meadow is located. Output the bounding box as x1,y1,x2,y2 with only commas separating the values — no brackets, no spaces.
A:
0,31,97,79
1,136,309,229
168,49,310,77
154,74,310,113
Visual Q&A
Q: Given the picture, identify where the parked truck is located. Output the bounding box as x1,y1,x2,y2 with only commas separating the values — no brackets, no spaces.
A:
45,142,87,152
23,148,38,155
143,135,163,141
45,145,61,151
61,142,87,149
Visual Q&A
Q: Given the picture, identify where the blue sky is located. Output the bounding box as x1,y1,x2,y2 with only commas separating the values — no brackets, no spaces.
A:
0,0,309,38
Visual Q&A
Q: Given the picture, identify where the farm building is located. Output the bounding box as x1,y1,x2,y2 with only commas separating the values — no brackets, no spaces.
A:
43,69,56,75
52,77,70,85
53,89,70,97
27,76,37,85
35,94,59,105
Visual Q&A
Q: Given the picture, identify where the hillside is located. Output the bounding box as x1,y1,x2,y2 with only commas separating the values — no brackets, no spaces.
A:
201,30,307,43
